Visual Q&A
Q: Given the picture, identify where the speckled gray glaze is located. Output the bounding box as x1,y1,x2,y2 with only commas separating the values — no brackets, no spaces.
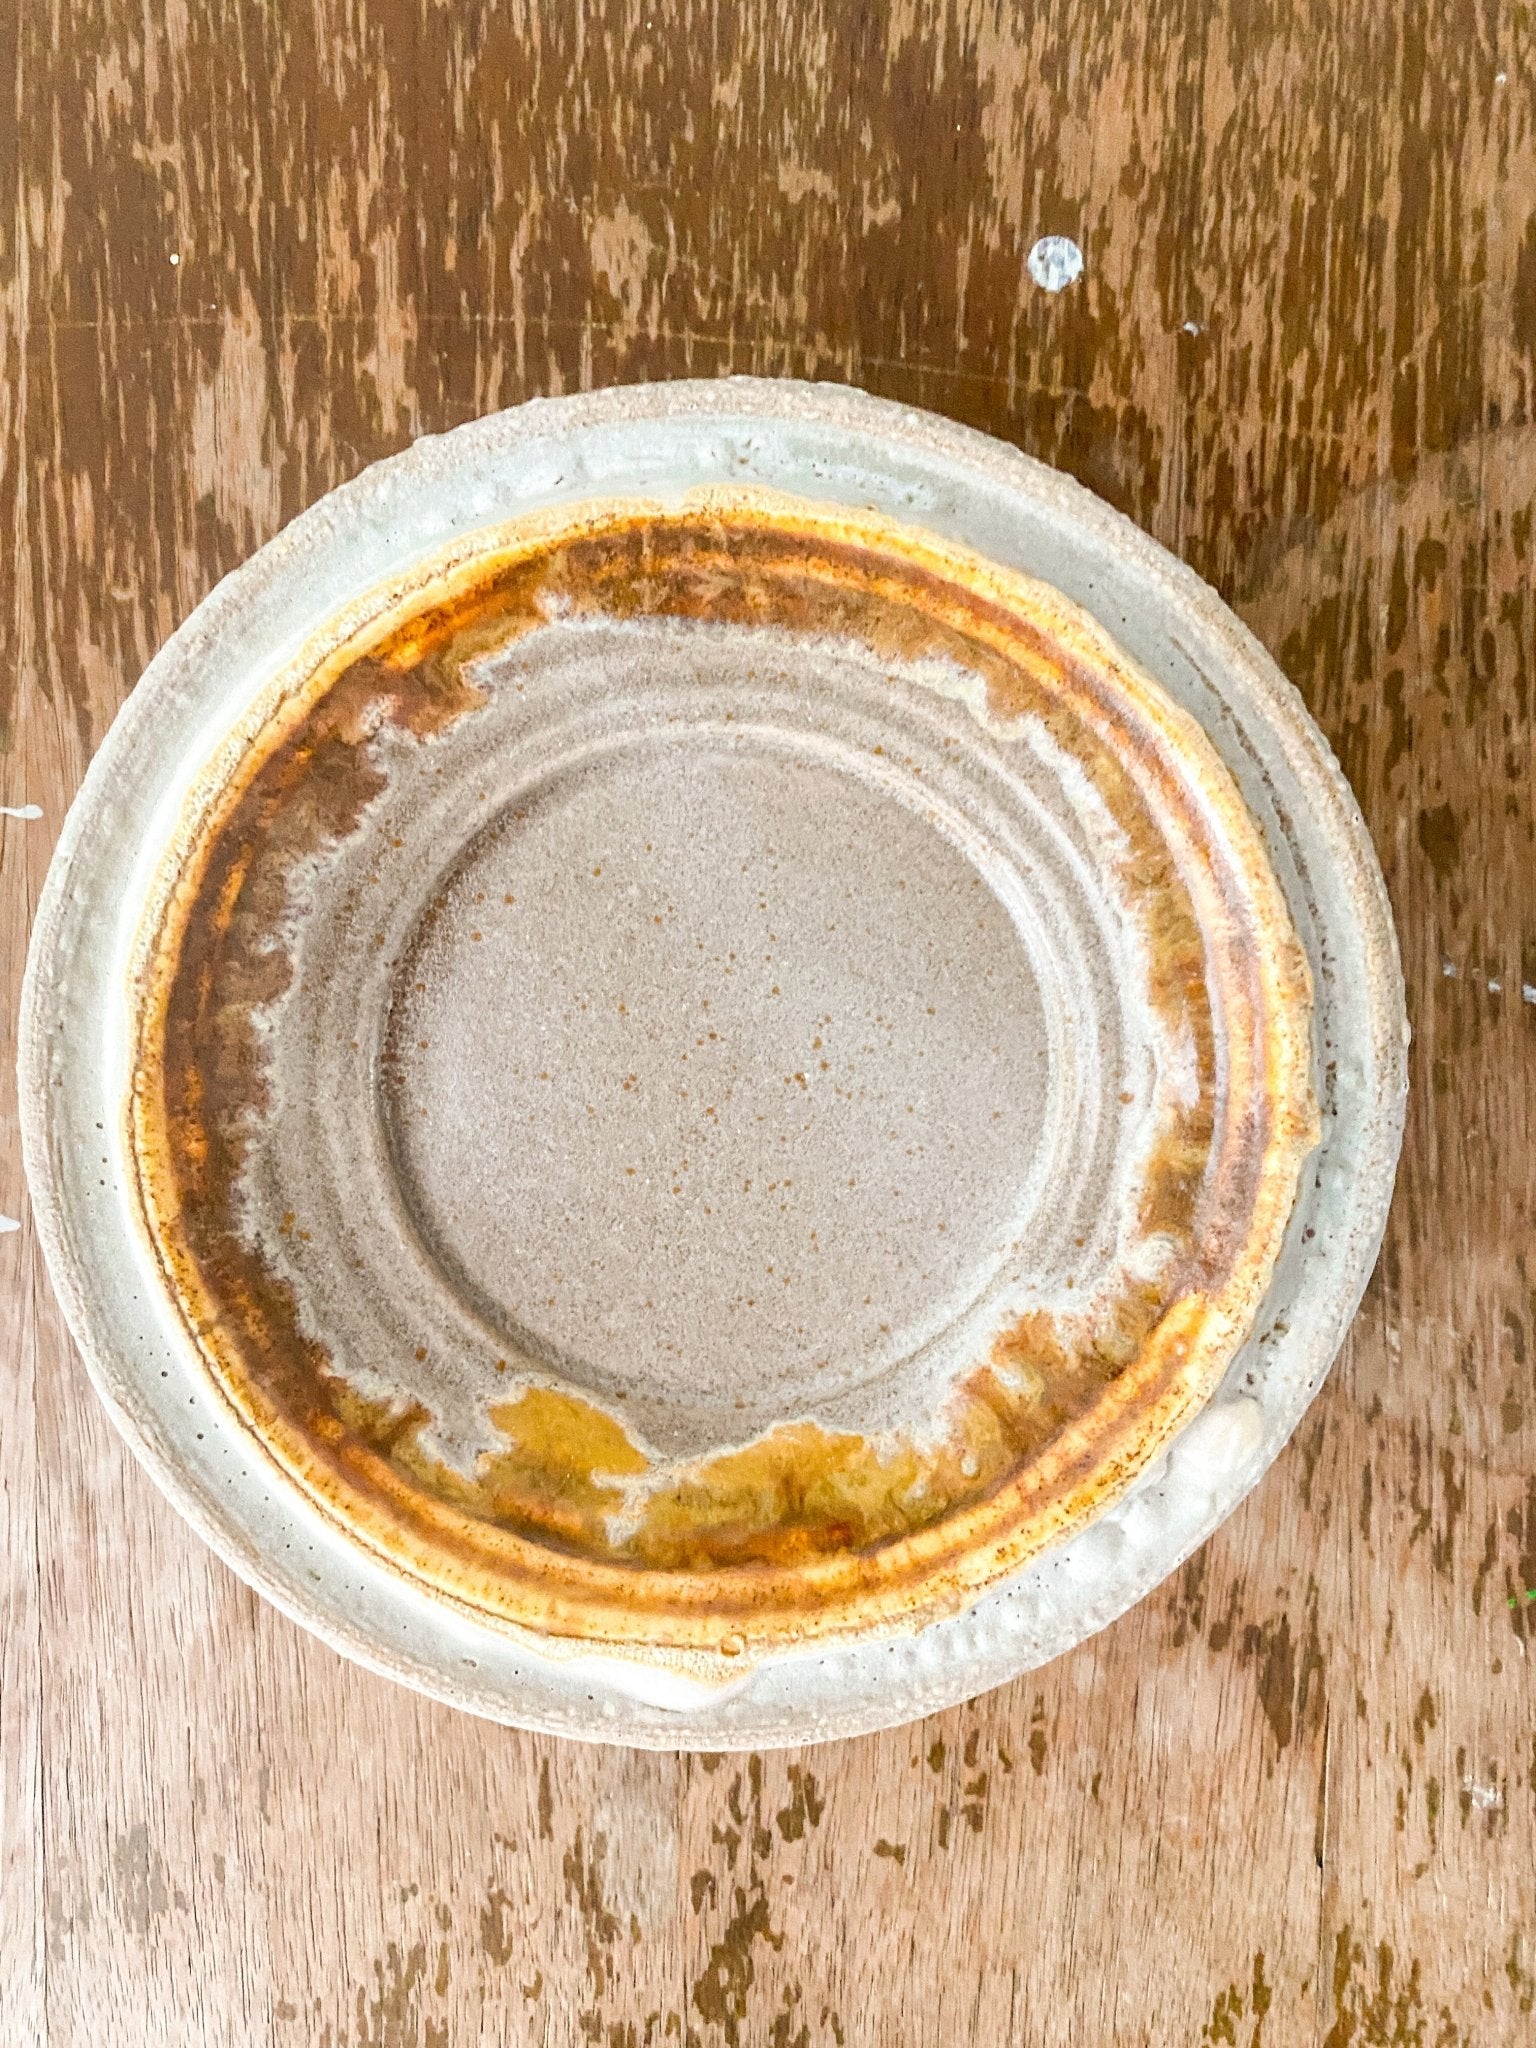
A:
254,610,1188,1492
18,380,1407,1747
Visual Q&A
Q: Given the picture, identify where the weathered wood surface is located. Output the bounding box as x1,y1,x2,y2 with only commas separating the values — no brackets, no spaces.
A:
2,4,1533,2041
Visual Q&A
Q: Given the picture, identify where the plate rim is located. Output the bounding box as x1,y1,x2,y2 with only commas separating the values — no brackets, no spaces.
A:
18,376,1408,1747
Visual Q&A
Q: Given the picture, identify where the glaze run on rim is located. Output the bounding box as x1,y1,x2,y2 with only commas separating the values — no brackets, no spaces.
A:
18,380,1407,1746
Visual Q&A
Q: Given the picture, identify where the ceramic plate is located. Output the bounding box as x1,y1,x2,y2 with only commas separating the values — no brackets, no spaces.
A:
19,380,1406,1746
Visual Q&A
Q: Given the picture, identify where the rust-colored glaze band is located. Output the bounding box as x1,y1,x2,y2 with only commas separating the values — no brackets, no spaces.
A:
128,492,1316,1658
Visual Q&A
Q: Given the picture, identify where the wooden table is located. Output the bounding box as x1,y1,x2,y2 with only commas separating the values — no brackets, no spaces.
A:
3,5,1533,2041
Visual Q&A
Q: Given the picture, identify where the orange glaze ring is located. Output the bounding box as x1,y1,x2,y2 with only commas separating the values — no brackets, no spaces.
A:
126,488,1318,1661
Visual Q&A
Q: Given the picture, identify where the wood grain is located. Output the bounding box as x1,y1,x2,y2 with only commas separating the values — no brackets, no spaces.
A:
3,3,1533,2041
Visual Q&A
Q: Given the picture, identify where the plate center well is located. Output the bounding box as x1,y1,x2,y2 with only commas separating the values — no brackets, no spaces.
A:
382,733,1050,1450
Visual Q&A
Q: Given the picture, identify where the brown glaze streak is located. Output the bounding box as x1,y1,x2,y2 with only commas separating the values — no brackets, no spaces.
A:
129,493,1315,1654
